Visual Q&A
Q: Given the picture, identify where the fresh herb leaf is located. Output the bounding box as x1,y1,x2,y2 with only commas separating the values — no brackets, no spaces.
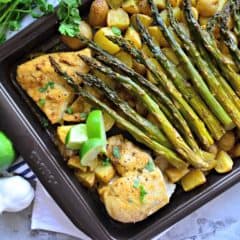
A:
80,112,88,119
111,26,121,36
48,81,55,89
102,157,110,166
66,107,73,114
133,178,140,188
145,159,155,172
38,98,46,107
112,146,120,159
57,0,82,37
139,185,147,203
39,86,47,93
39,81,55,92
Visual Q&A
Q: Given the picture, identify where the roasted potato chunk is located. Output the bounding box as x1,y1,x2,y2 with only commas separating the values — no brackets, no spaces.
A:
106,0,123,8
61,21,93,50
94,27,120,54
130,14,153,29
196,0,219,17
122,0,140,14
181,169,206,191
165,167,190,183
95,163,116,183
230,144,240,158
215,151,234,174
107,8,130,29
148,26,169,47
75,171,96,188
125,26,142,49
218,131,236,152
68,156,88,172
116,51,133,68
57,125,73,144
89,0,109,26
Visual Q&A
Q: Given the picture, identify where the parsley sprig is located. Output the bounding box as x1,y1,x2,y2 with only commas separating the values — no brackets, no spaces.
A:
0,0,54,44
57,0,82,37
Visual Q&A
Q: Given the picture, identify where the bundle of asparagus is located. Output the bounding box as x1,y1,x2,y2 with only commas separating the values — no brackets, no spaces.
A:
51,0,240,191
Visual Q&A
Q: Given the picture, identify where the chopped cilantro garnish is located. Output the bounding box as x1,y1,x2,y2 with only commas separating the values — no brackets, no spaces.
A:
102,158,110,166
112,146,121,159
133,178,140,188
111,26,121,36
145,159,155,172
48,81,55,89
38,98,46,107
66,107,73,114
139,185,147,203
38,81,55,93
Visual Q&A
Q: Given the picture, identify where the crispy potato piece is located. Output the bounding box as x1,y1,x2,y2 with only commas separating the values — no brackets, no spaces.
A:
17,48,91,124
133,60,147,75
196,0,219,17
181,169,206,191
215,151,234,173
130,14,153,29
148,26,169,47
208,144,218,155
107,8,130,29
154,155,169,172
94,27,120,54
125,26,142,49
103,112,115,131
57,125,73,144
68,156,88,172
138,0,151,15
116,51,133,68
165,167,190,183
230,143,240,158
142,44,154,58
107,0,123,8
199,16,210,27
89,0,109,26
61,21,93,50
95,163,116,183
218,131,236,152
162,48,179,65
75,171,96,188
122,0,140,14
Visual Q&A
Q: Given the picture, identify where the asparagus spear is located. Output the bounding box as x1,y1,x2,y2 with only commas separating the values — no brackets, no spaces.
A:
49,56,188,169
219,11,240,71
232,0,240,38
133,17,225,141
106,35,200,151
77,71,172,148
147,0,233,130
166,0,240,128
183,0,240,97
79,57,214,169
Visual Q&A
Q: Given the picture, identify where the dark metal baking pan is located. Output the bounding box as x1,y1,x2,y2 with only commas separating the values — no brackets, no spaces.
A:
1,2,240,239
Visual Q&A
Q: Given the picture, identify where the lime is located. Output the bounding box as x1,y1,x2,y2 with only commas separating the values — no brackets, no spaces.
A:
86,110,106,142
65,124,88,150
80,138,105,168
0,132,15,172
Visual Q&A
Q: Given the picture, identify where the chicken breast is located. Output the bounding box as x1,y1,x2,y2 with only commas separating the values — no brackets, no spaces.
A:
16,48,91,124
107,135,150,175
102,168,172,223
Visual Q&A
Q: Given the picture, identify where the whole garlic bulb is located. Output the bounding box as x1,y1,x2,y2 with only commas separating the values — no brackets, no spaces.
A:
0,176,34,213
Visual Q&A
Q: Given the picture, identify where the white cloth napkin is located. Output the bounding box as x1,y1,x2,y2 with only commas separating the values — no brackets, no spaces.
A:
30,180,240,240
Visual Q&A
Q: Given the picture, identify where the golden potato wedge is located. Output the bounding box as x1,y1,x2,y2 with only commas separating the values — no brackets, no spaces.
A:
122,0,140,14
230,143,240,158
130,14,153,29
107,0,123,8
218,131,236,152
208,144,218,155
138,0,152,15
116,51,133,68
165,167,190,183
196,0,219,17
75,171,96,188
61,21,93,50
89,0,109,26
57,125,73,144
95,163,116,183
215,151,234,174
68,156,88,172
103,112,115,131
107,8,130,30
181,169,206,192
125,26,142,49
142,44,153,58
154,155,169,172
133,60,147,75
147,70,158,84
94,27,120,54
148,26,169,47
199,16,210,27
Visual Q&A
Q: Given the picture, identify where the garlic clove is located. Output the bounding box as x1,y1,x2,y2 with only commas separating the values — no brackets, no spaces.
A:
0,176,34,213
